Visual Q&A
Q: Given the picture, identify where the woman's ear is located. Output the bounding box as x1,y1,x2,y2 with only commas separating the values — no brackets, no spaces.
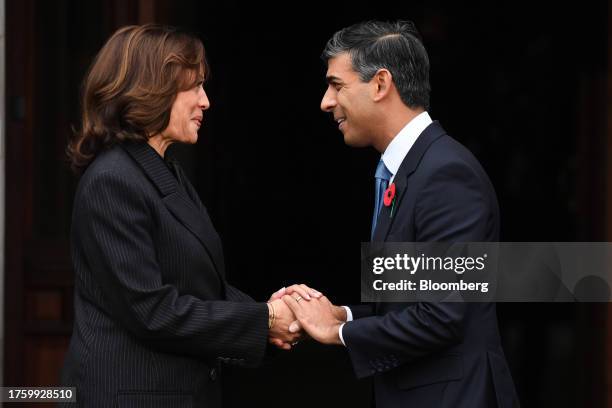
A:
372,69,393,102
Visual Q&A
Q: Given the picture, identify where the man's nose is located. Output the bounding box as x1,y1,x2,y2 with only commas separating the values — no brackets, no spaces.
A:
320,88,336,112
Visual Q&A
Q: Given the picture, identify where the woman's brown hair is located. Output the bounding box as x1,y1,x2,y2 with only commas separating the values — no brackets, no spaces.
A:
67,24,207,173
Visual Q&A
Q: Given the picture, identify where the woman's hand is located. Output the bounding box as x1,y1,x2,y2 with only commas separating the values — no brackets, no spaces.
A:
268,298,302,350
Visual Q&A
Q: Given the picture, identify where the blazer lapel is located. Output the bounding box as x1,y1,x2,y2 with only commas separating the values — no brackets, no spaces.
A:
373,121,447,242
122,142,226,279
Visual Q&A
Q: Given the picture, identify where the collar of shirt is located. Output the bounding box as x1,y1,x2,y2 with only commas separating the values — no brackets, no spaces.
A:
382,111,433,183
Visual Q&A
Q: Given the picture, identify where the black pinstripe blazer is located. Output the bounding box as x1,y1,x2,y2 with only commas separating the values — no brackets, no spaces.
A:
60,141,269,408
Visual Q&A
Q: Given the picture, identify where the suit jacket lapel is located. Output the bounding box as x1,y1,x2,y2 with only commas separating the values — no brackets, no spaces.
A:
373,121,447,242
122,142,226,280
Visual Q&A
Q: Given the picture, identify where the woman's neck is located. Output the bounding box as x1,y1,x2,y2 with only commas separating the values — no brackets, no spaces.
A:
147,134,173,157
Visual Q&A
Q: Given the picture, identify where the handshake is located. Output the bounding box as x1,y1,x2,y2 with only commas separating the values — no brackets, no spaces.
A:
266,284,347,350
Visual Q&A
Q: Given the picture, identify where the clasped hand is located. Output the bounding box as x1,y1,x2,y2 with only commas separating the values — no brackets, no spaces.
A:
267,284,347,349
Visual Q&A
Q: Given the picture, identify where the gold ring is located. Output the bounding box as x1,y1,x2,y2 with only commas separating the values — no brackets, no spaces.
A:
295,296,303,303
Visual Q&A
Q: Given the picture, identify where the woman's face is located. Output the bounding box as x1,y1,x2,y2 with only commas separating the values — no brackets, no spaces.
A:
163,81,210,144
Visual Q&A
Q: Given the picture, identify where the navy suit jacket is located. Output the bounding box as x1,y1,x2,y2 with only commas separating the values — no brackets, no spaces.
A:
61,142,269,407
343,121,520,408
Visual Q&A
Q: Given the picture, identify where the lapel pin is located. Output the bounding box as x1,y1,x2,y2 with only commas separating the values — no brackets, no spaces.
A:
383,183,397,218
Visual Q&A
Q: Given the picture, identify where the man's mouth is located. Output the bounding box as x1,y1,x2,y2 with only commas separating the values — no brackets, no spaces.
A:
193,117,203,127
335,117,346,130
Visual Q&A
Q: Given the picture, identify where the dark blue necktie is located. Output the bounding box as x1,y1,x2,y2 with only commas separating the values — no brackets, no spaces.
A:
371,159,392,239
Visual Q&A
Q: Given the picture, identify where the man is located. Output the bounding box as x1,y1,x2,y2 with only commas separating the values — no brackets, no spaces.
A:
283,20,519,407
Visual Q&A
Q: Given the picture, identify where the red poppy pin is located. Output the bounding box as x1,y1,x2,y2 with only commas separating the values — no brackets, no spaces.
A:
383,183,397,217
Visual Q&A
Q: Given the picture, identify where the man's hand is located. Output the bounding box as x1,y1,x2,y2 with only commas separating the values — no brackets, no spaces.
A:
268,283,323,348
268,284,323,302
282,295,344,345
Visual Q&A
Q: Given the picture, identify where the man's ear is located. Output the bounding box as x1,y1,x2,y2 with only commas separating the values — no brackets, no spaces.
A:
372,69,393,102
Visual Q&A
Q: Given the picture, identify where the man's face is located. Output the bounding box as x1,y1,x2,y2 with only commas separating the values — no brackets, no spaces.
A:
321,53,375,147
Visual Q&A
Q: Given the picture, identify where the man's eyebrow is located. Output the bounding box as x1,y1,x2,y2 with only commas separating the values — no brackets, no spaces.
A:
326,75,342,84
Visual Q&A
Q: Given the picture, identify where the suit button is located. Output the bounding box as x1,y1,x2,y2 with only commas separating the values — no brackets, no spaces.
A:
209,368,217,381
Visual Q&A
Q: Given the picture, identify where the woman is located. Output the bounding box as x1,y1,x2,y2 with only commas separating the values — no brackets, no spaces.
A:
61,24,314,407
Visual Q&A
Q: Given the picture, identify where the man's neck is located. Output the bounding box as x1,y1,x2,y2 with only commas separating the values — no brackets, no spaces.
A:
374,107,425,153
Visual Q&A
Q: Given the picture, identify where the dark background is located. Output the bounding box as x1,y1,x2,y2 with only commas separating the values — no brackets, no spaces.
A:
4,0,610,407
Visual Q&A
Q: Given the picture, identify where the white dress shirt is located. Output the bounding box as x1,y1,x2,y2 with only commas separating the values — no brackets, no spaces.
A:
338,111,433,346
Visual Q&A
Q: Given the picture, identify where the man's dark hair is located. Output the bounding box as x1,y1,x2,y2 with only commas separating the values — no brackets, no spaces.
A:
322,20,430,110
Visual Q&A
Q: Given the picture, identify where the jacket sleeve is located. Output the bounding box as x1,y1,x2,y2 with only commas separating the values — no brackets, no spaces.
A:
347,304,374,319
74,170,269,367
225,284,256,303
343,160,492,378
